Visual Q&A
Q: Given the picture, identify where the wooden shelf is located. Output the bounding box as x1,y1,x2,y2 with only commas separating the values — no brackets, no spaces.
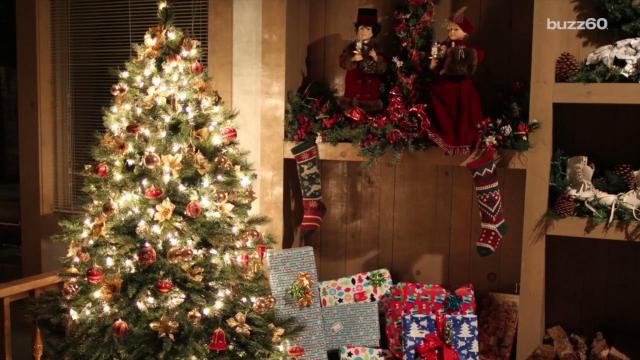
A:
553,83,640,105
283,141,527,169
546,216,640,241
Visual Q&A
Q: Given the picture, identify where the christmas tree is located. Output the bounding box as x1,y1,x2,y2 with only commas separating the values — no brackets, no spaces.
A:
32,1,298,359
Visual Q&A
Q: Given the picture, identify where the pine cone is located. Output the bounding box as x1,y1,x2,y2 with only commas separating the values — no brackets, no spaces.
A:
555,52,580,82
554,193,576,218
615,164,637,190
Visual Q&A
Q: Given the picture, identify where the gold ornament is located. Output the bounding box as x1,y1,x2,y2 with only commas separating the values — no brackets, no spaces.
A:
268,323,285,344
194,151,212,175
91,217,107,238
62,281,79,299
241,229,261,245
161,154,183,178
194,128,209,141
181,38,200,52
252,295,276,315
110,83,128,104
141,25,166,59
187,266,204,282
149,315,179,341
214,191,229,204
101,134,129,154
220,202,235,217
214,156,233,172
144,153,161,169
154,198,175,222
102,200,118,217
226,312,251,337
187,308,202,325
167,247,194,263
100,273,123,301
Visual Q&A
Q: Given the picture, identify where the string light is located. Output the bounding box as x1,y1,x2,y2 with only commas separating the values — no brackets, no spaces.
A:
69,309,79,320
120,71,129,78
105,257,114,267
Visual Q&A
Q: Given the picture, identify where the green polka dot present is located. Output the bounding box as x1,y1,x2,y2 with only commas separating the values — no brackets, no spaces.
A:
320,269,393,307
339,346,392,360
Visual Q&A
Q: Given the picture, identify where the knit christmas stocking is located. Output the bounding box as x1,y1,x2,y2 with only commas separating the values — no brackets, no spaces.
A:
291,139,326,237
466,149,507,256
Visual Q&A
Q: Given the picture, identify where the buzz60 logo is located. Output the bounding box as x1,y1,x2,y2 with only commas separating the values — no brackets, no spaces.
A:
547,18,608,30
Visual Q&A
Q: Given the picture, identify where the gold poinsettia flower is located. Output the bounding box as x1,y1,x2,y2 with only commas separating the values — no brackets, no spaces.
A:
268,323,285,344
100,273,123,301
154,198,175,222
226,312,251,337
194,151,212,175
149,315,179,341
161,154,183,178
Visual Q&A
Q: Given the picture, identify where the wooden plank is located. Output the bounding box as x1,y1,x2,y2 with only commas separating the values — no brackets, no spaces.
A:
498,169,526,293
448,166,474,288
3,298,11,360
0,270,61,299
377,157,396,272
393,155,443,284
284,142,365,162
553,84,640,105
306,0,326,82
433,163,454,286
546,217,640,242
345,163,381,274
317,161,348,280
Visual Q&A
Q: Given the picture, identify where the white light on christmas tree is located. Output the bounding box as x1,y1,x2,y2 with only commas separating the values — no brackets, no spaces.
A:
136,300,147,311
144,68,152,77
69,308,79,320
103,304,111,314
141,178,149,187
114,172,123,182
214,300,224,309
120,71,129,78
158,1,167,10
152,225,161,234
146,296,155,304
84,308,91,316
202,307,211,316
105,256,114,267
110,106,118,113
211,135,223,145
93,290,102,299
84,218,92,226
240,176,251,187
80,230,89,238
163,174,171,183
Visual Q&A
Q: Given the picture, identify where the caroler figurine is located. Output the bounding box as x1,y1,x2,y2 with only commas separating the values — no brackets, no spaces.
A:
339,8,387,113
427,7,484,155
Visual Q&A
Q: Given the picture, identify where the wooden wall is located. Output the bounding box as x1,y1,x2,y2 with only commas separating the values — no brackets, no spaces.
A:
283,0,532,293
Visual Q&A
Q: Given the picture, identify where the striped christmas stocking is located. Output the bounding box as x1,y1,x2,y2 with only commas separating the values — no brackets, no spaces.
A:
291,139,326,237
466,149,507,256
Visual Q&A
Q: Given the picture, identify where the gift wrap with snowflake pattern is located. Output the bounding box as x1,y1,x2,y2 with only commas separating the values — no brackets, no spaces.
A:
402,314,479,360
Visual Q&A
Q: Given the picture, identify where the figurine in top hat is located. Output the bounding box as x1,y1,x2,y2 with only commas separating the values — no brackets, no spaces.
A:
427,6,485,155
339,8,387,113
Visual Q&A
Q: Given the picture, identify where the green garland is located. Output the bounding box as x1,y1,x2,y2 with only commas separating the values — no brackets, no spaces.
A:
593,0,640,38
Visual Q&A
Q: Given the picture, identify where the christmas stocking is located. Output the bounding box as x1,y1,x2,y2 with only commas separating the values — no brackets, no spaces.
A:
466,149,506,256
291,138,326,237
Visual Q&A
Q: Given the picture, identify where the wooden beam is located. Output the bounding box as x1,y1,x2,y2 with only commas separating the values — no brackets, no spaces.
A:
553,83,640,105
0,270,61,299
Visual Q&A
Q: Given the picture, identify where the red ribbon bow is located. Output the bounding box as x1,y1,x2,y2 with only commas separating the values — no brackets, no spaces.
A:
415,316,460,360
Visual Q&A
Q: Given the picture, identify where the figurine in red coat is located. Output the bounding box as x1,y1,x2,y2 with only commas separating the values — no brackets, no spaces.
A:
427,7,484,155
339,8,387,113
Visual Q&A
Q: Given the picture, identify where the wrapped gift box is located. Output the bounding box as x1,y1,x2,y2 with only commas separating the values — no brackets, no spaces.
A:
320,269,393,307
339,346,392,360
267,247,327,359
402,314,479,360
322,301,380,351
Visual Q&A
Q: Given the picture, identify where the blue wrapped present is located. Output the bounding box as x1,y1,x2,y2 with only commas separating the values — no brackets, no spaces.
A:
402,314,479,360
322,301,380,351
267,247,327,359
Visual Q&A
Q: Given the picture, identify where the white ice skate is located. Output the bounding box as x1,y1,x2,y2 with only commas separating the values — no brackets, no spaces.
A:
618,170,640,220
566,156,618,222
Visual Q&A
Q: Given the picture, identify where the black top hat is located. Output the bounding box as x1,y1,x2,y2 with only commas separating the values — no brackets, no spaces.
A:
356,8,378,27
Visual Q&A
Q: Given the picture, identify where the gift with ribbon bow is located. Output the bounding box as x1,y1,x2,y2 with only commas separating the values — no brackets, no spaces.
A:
320,269,393,308
385,283,476,358
267,247,327,359
403,314,479,360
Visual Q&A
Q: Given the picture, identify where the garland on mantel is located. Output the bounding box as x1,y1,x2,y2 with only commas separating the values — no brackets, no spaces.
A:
285,0,539,164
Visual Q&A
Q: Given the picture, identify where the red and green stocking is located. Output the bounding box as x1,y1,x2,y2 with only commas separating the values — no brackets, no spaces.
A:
466,149,507,256
291,139,326,237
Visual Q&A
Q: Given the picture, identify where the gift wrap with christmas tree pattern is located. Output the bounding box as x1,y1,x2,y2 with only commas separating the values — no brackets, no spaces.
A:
339,346,392,360
320,269,393,307
322,301,380,350
402,314,479,360
267,247,327,359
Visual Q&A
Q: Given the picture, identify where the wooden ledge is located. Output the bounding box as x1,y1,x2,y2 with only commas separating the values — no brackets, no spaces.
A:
553,83,640,105
0,270,62,298
546,216,640,241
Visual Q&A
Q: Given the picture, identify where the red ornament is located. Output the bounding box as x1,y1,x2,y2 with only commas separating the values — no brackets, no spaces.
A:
190,61,204,74
185,201,202,218
112,319,129,337
126,124,141,135
167,54,182,64
95,163,109,178
256,244,267,263
138,246,157,265
344,107,368,125
288,346,305,358
241,253,250,266
155,279,174,293
144,186,164,199
221,127,237,141
86,266,104,284
208,328,228,351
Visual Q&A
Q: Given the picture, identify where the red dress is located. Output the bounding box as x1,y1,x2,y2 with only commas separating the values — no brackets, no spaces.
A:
427,39,484,155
